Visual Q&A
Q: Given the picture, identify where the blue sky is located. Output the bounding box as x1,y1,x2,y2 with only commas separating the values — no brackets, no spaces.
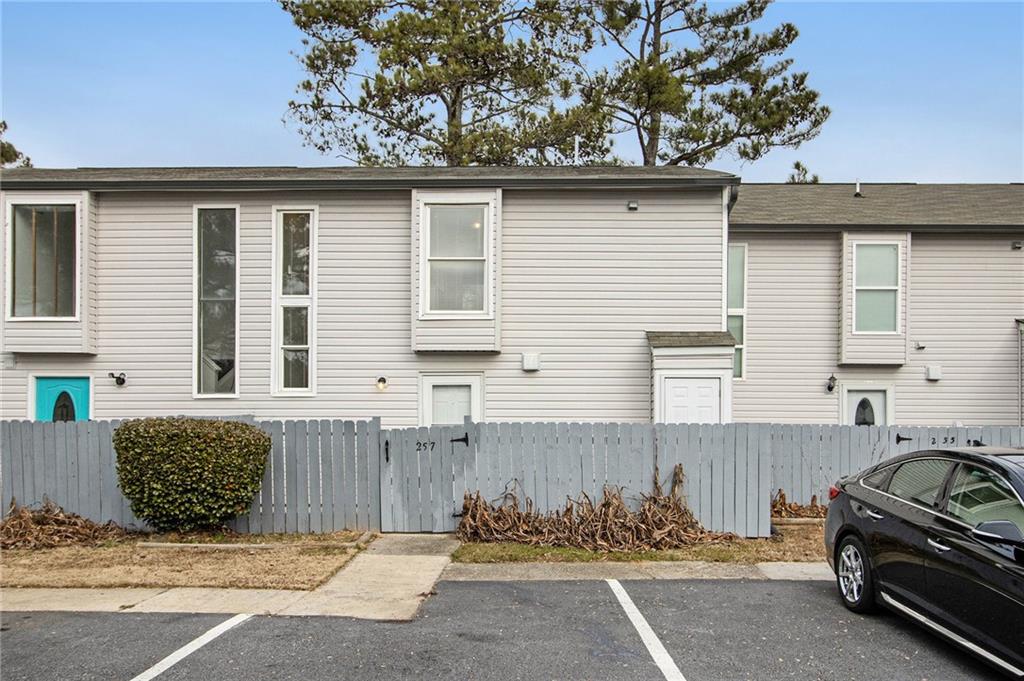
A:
1,1,1021,182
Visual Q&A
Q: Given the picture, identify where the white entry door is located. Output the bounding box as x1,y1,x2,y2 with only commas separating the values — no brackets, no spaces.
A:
845,389,888,426
662,378,721,424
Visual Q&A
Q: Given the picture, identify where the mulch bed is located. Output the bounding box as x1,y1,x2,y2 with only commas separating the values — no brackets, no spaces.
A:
0,500,129,549
457,463,734,552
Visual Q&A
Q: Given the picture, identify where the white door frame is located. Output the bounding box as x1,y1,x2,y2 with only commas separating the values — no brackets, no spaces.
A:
418,372,484,426
839,381,895,425
653,368,732,424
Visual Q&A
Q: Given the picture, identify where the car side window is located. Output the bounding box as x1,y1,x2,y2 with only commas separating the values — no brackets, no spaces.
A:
946,465,1024,532
887,459,952,508
862,467,892,490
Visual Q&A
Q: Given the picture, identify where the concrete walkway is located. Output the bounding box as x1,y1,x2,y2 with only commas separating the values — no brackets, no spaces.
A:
2,534,459,621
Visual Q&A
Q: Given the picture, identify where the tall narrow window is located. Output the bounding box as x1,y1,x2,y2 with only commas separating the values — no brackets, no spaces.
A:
727,243,747,378
274,209,315,394
195,206,238,396
10,204,77,318
426,204,488,313
854,243,899,333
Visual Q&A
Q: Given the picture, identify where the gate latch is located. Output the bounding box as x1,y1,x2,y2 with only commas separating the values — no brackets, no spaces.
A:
895,434,913,445
450,433,469,445
384,439,390,463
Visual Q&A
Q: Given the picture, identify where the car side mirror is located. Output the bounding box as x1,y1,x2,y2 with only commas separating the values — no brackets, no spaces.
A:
971,520,1024,548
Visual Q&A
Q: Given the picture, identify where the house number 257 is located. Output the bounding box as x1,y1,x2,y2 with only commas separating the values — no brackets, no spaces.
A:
416,441,436,452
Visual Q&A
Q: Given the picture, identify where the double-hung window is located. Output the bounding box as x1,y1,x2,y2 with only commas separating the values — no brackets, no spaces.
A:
195,206,239,396
8,204,78,318
424,203,489,315
854,243,900,333
727,243,747,378
273,208,316,394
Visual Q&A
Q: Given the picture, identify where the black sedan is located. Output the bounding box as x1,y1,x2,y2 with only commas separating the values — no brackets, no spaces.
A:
825,446,1024,678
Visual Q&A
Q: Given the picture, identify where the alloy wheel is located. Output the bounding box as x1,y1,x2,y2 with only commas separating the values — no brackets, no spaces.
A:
838,543,865,604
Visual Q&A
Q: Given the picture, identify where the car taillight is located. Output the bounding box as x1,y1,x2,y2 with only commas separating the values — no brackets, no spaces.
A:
828,484,841,501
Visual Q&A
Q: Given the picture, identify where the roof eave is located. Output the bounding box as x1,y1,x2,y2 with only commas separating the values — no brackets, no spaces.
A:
0,176,740,192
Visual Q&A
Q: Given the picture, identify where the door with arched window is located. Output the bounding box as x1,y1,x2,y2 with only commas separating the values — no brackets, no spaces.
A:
33,377,90,422
844,389,889,426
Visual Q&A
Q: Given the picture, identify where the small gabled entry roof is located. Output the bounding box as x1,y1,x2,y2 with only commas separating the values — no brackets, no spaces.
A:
646,331,737,348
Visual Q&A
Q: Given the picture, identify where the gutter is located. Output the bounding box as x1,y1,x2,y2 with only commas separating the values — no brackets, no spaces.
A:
0,177,740,192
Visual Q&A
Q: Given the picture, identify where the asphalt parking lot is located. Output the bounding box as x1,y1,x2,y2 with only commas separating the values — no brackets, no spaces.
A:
1,579,1004,681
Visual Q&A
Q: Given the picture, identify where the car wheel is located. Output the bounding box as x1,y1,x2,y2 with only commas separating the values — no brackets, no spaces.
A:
836,535,876,613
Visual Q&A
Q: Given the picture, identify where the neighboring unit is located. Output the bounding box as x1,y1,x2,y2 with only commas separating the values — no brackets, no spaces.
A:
1,169,1021,426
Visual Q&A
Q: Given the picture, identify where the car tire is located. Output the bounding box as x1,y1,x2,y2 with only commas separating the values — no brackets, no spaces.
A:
836,535,876,613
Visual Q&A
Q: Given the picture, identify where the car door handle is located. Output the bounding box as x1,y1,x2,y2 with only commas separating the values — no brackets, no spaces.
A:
865,510,884,520
927,538,952,552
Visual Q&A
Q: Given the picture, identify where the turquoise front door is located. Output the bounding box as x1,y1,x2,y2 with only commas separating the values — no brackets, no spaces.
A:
35,377,90,422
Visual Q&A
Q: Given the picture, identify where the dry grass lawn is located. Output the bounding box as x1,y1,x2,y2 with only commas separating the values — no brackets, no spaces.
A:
1,542,359,590
453,524,825,564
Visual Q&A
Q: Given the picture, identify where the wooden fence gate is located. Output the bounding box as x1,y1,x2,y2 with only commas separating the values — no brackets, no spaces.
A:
379,425,472,533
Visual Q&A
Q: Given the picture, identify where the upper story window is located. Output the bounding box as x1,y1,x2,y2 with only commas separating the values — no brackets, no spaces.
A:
854,243,899,333
424,203,489,314
9,204,77,318
195,206,239,397
727,243,746,377
273,208,316,395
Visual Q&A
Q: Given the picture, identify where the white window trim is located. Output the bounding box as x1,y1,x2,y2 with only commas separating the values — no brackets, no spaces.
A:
852,240,902,336
728,242,747,380
26,372,94,420
4,197,83,322
192,204,241,399
839,381,896,425
271,205,318,397
417,191,496,321
419,372,484,426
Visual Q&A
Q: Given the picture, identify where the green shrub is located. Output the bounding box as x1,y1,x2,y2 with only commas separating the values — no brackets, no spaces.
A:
114,417,270,532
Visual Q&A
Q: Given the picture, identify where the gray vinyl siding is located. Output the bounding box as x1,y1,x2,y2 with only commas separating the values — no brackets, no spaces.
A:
732,230,1024,425
1,187,726,425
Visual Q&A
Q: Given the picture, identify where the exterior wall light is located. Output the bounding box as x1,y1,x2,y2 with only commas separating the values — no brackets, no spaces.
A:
108,372,127,386
376,376,388,391
826,374,837,393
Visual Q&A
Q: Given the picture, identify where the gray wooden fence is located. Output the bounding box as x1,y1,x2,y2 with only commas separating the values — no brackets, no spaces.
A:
2,419,1022,538
772,424,1024,506
0,418,382,534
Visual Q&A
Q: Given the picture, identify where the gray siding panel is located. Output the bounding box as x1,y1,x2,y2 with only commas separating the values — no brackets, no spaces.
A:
2,187,726,425
733,231,1024,425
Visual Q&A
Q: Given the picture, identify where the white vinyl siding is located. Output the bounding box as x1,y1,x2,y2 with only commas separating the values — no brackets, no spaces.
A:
0,187,726,423
727,243,747,378
272,207,317,395
731,230,1023,425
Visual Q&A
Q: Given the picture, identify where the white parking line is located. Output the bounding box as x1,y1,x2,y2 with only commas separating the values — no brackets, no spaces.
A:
128,613,252,681
606,579,686,681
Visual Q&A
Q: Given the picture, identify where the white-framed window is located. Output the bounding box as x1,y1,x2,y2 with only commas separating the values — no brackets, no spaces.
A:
193,205,240,398
853,242,900,334
272,207,317,395
419,194,494,318
727,242,747,378
419,373,483,426
6,202,79,320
